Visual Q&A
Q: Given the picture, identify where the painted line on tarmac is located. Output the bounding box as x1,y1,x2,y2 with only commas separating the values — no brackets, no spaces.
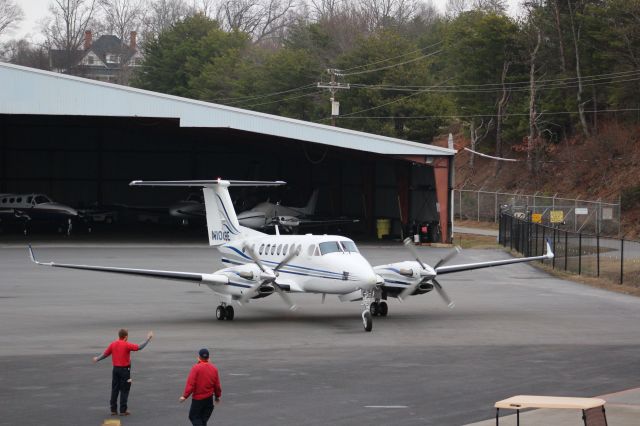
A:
365,405,408,409
229,373,250,376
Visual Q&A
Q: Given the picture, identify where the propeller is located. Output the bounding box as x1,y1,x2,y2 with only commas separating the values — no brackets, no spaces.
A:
399,237,459,308
240,243,300,310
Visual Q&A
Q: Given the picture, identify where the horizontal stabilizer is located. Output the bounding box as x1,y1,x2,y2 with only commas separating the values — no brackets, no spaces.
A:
130,179,286,187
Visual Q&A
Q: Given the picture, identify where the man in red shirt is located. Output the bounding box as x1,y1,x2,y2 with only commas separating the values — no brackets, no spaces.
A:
93,328,153,416
179,348,222,426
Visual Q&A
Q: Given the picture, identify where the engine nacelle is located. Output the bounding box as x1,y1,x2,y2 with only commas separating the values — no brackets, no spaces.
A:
374,261,435,298
252,284,275,299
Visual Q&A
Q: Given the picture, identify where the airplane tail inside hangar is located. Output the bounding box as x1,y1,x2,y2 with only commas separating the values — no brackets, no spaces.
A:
0,63,455,242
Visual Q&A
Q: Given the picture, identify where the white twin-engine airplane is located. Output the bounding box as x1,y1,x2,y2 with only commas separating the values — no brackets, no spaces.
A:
28,179,554,332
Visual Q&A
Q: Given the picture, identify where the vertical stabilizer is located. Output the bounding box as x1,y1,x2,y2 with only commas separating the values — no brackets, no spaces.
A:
202,182,242,246
301,189,319,215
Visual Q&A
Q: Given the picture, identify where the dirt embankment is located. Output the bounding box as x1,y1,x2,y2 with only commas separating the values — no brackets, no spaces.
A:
436,122,640,239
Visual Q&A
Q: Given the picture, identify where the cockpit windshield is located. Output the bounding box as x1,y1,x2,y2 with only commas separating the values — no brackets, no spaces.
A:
340,241,359,253
34,195,51,204
319,241,342,255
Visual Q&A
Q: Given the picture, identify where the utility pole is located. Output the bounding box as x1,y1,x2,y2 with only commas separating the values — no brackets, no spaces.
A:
317,69,350,126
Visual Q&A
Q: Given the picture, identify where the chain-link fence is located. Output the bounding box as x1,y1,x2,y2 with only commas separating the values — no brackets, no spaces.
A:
499,212,640,287
455,189,621,236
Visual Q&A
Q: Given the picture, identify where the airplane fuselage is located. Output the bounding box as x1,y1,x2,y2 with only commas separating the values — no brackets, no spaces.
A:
218,234,378,295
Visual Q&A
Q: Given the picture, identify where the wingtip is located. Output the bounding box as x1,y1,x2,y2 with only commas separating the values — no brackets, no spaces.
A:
27,244,39,264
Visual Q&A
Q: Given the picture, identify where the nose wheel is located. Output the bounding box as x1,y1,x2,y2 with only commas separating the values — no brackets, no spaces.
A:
362,311,373,332
360,289,375,332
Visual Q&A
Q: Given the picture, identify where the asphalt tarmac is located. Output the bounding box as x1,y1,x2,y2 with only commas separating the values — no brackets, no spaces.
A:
1,243,639,425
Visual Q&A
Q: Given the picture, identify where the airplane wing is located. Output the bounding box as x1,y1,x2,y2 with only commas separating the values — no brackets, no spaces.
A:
27,245,228,285
435,241,554,275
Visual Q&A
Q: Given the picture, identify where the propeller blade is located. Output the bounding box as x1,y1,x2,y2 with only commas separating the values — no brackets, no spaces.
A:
432,278,455,309
403,237,427,269
274,244,300,273
398,278,422,301
243,243,266,273
433,246,461,269
273,284,297,310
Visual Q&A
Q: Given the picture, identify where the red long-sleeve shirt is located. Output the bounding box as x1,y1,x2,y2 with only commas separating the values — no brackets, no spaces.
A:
182,360,222,401
103,340,140,367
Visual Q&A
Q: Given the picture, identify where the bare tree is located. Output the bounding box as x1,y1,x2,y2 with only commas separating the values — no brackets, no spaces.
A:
99,0,143,43
494,60,510,175
446,0,468,17
43,0,98,68
215,0,296,43
567,0,589,137
468,118,494,169
308,0,341,20
527,26,541,173
142,0,190,39
0,0,24,38
357,0,418,30
551,0,566,72
4,39,49,69
191,0,216,17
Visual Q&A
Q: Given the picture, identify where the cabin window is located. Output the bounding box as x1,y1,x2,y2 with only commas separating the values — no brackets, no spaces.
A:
10,198,15,203
27,196,33,203
319,241,343,255
340,241,359,253
282,245,288,256
1,198,6,203
270,245,276,255
259,244,265,255
277,244,282,255
16,197,22,203
34,195,50,204
265,244,271,255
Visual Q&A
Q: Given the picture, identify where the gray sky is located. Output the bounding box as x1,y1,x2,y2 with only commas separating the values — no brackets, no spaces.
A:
7,0,522,43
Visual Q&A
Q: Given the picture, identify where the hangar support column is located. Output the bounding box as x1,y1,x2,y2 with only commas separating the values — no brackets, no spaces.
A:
397,155,452,244
432,157,451,244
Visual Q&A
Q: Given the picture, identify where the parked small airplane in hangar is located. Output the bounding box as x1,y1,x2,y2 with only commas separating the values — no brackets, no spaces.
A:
28,179,554,332
169,192,205,225
237,189,358,232
0,193,78,235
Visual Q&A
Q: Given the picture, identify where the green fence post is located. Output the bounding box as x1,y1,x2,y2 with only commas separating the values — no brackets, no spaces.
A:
564,231,568,271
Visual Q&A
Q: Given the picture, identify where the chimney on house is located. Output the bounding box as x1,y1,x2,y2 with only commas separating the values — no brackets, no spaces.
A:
130,31,137,50
84,30,92,50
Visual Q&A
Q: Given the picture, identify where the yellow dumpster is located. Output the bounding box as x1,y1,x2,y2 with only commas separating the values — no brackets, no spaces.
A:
376,218,391,239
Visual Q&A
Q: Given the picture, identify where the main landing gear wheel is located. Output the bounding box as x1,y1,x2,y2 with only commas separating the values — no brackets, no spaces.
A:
225,305,235,321
216,305,226,321
379,301,388,317
362,311,373,332
369,302,379,316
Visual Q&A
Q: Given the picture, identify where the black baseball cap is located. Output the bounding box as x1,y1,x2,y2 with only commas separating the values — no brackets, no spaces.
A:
198,348,210,359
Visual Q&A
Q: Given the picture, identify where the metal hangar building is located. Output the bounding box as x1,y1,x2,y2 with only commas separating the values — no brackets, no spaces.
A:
0,62,456,242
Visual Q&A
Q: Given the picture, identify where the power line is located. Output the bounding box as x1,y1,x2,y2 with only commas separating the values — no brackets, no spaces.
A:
338,40,444,73
212,83,316,104
337,49,443,77
348,69,640,93
241,90,322,108
326,107,640,120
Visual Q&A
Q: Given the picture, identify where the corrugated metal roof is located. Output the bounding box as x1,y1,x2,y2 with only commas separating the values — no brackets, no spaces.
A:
0,62,455,156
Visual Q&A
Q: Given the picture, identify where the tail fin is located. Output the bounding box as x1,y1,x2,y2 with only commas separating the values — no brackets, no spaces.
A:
130,179,285,246
300,189,319,215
